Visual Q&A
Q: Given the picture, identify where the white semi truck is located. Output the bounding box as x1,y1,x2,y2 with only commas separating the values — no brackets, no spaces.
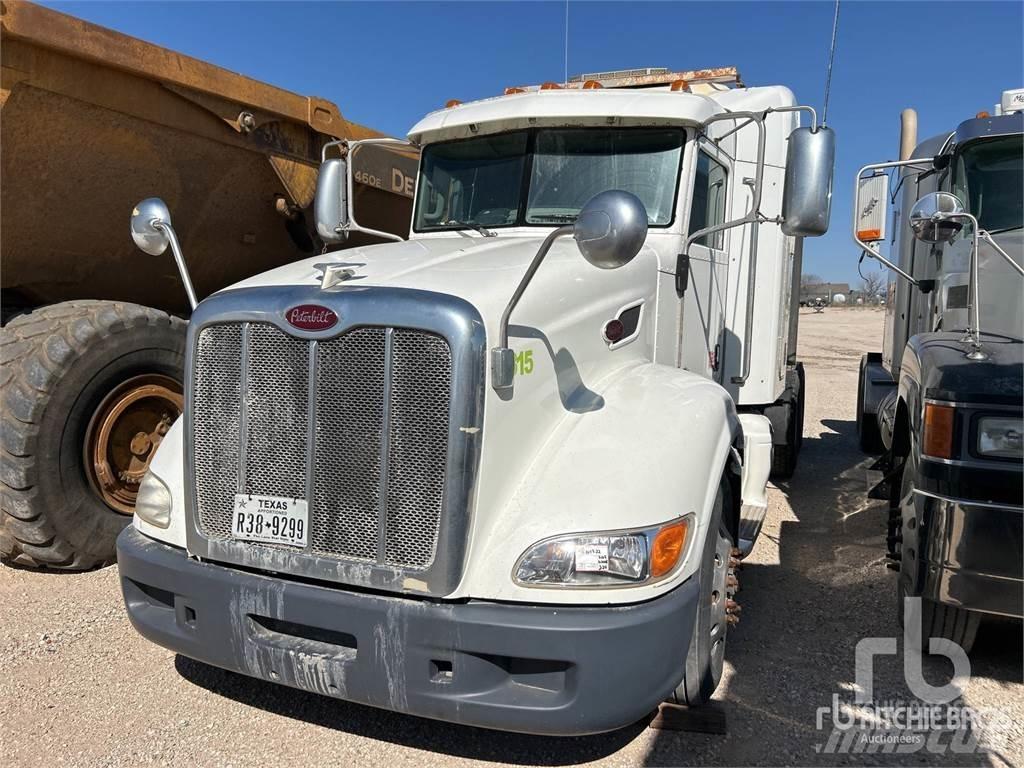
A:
116,67,834,734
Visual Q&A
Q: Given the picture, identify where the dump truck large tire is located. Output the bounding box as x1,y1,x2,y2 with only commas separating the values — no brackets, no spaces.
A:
1,301,185,569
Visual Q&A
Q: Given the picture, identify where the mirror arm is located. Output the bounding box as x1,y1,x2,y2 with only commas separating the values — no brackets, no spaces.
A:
851,159,936,287
153,220,197,310
689,110,768,384
323,138,413,243
491,225,573,390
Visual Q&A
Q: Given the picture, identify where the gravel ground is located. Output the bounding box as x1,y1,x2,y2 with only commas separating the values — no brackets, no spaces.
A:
1,308,1020,767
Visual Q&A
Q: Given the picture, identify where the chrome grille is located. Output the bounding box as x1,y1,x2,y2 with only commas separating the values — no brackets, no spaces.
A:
193,325,242,539
243,324,309,502
312,328,386,562
385,330,452,567
191,322,453,571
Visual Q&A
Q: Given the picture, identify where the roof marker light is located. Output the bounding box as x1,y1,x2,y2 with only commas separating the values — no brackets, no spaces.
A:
445,99,462,108
582,80,603,90
504,87,525,95
540,82,562,90
670,79,690,92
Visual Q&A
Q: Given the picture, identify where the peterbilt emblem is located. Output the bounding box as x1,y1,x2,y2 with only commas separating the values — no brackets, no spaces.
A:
285,304,338,331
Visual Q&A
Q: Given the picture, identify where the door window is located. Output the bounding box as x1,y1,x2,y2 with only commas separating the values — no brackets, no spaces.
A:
689,152,728,249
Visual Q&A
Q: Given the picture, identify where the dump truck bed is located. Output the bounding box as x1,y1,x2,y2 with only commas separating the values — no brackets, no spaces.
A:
1,1,417,316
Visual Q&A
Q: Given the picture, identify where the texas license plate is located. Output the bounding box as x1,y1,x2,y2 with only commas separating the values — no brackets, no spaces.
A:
231,494,308,547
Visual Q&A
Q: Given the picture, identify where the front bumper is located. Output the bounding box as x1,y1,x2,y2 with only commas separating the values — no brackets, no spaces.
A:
917,491,1023,618
117,527,699,735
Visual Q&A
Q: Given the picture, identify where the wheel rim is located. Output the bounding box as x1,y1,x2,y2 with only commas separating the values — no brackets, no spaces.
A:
708,533,730,678
84,374,183,515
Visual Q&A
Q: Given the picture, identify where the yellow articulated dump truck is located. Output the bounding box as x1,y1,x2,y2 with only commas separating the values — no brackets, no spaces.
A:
0,1,417,569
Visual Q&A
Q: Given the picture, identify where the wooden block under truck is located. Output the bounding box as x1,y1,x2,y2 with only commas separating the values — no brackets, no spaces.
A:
116,67,835,734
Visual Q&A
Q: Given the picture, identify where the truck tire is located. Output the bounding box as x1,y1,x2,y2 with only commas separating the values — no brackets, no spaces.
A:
674,480,734,706
895,445,980,653
857,355,884,454
1,301,185,569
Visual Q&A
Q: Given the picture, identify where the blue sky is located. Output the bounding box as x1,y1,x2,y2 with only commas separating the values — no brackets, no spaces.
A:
46,1,1022,285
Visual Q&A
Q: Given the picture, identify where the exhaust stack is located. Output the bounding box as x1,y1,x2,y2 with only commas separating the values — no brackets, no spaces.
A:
899,108,918,161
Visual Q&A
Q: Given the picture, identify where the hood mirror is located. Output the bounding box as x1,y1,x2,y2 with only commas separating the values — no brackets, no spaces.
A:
129,197,197,309
573,190,649,269
909,192,965,243
130,197,173,256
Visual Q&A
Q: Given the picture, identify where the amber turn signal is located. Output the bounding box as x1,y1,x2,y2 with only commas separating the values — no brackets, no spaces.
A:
650,520,688,577
923,403,955,459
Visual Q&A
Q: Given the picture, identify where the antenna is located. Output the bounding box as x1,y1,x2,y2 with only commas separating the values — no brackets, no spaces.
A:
563,0,569,85
821,0,840,125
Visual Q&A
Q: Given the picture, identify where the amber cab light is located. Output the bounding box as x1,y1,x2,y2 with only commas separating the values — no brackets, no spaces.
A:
651,520,689,578
923,403,955,459
540,82,562,90
504,87,526,95
857,228,882,241
444,99,462,109
582,80,603,89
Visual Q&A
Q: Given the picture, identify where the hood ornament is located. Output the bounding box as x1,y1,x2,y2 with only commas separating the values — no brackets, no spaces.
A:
314,262,361,290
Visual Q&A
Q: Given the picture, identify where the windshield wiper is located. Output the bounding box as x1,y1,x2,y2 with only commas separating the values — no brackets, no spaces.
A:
443,219,497,237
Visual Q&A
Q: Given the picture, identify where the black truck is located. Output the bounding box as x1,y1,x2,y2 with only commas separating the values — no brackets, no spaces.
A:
852,91,1023,653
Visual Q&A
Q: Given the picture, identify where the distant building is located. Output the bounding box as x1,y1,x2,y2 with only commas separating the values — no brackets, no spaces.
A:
800,282,850,305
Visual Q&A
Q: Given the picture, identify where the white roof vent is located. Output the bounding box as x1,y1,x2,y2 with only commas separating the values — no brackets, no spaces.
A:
1000,88,1024,115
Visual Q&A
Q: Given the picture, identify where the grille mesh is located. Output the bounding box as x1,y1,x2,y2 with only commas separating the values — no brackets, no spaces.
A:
385,330,452,567
243,324,309,501
191,321,452,571
312,328,386,562
193,325,242,539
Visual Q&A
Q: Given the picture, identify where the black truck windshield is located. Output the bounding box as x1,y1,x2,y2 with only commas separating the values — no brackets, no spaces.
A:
953,135,1023,233
413,128,685,232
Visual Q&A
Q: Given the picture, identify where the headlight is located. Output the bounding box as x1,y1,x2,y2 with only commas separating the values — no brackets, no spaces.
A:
976,416,1023,459
135,471,172,528
513,516,692,587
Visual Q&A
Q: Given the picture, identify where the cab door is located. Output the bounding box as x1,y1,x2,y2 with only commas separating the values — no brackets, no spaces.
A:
678,143,731,382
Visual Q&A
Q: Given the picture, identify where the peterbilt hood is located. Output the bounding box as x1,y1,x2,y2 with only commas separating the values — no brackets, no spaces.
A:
226,234,661,346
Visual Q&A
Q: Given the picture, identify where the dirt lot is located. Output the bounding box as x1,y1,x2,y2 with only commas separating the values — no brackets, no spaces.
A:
1,308,1020,767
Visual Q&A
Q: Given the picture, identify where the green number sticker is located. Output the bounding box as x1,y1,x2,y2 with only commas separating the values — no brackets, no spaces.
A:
514,349,534,375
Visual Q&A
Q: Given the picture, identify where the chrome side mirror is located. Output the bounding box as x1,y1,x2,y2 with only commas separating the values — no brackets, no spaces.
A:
130,198,172,256
781,126,835,237
909,192,965,243
573,190,648,268
491,190,649,390
129,198,197,309
314,158,349,244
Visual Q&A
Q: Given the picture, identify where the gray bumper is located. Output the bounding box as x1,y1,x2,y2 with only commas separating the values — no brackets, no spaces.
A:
117,527,699,735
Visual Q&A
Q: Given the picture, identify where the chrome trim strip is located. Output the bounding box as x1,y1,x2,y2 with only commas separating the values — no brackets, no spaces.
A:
921,453,1022,470
304,340,318,555
376,327,394,563
184,285,486,597
923,398,1022,411
913,487,1023,512
237,322,251,494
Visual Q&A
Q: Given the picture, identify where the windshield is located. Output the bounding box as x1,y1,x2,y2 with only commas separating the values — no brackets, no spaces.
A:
413,128,685,232
952,135,1023,233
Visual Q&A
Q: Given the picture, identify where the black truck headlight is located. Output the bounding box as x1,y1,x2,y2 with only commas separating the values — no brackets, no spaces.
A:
976,416,1023,459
